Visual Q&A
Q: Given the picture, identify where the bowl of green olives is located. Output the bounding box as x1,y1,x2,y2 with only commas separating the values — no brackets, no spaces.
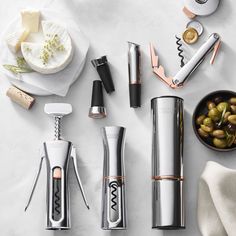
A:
193,90,236,151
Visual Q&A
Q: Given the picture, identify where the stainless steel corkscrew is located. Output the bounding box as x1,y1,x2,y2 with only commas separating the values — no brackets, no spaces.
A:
25,103,89,230
101,126,127,230
150,33,221,88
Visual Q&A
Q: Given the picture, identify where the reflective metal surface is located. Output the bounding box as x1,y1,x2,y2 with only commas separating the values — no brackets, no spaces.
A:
101,126,127,230
128,42,141,84
151,96,185,229
89,106,106,119
25,103,89,230
44,140,72,230
173,33,220,86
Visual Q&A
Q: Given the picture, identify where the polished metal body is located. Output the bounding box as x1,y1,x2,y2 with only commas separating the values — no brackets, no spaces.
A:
89,106,106,119
25,103,89,230
101,126,127,230
150,33,221,88
151,96,185,229
128,42,141,84
173,33,220,86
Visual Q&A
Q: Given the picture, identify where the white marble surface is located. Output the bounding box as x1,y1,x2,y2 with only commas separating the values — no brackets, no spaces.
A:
0,0,236,236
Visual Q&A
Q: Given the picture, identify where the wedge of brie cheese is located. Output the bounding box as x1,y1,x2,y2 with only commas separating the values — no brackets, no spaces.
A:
21,9,40,33
21,21,74,74
6,28,29,53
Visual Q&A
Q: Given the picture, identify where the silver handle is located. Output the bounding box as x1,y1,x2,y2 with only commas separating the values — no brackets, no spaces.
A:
173,33,220,86
25,156,44,211
71,147,90,210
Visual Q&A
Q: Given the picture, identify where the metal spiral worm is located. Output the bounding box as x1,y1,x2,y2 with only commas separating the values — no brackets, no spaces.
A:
54,180,61,216
175,35,185,68
54,116,61,140
109,181,119,211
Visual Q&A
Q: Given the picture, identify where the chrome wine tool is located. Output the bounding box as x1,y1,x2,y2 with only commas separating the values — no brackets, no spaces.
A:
101,126,127,230
25,103,89,230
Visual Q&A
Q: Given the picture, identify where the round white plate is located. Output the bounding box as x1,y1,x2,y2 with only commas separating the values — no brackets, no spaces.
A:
0,9,89,96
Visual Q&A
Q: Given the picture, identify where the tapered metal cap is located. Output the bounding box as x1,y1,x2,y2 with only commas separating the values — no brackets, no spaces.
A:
89,80,106,119
91,56,115,93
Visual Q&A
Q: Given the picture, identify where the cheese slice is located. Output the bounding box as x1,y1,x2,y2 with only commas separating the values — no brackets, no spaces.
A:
21,21,74,74
21,9,40,33
5,28,29,53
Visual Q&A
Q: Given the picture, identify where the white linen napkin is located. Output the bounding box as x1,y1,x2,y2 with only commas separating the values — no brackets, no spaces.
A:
0,9,89,96
198,161,236,236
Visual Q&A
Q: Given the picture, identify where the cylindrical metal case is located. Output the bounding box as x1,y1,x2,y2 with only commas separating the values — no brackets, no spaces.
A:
128,42,141,108
101,126,127,230
151,96,185,230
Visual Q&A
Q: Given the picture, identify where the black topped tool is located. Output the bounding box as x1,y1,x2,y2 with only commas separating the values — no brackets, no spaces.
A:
91,56,115,94
89,80,106,119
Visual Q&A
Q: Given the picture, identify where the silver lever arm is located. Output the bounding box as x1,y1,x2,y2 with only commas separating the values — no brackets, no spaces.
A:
25,155,45,211
71,147,90,210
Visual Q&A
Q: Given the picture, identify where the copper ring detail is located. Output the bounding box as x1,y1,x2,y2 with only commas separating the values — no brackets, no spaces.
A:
152,175,184,181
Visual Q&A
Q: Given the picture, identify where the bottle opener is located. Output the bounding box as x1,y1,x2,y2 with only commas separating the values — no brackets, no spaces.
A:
25,103,89,230
150,33,221,88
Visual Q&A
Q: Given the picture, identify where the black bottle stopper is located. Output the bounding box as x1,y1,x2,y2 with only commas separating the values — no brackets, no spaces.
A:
88,80,106,119
91,56,115,94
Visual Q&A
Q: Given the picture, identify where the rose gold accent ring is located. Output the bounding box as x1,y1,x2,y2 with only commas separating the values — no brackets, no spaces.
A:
104,176,125,180
152,175,184,181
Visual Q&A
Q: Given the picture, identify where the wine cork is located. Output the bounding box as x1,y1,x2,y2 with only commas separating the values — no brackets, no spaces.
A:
6,86,35,109
53,167,62,179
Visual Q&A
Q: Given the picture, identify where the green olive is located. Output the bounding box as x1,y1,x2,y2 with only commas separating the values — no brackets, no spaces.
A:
196,115,206,126
208,108,221,122
231,105,236,114
203,117,213,127
223,111,231,123
207,101,216,110
228,115,236,125
201,124,213,133
198,128,209,138
217,102,230,112
229,97,236,105
213,138,227,148
212,130,225,139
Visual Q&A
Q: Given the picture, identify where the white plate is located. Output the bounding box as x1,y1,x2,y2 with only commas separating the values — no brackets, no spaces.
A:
0,9,89,96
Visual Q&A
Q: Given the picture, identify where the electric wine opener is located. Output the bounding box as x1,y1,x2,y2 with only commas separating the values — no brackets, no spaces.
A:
25,103,89,230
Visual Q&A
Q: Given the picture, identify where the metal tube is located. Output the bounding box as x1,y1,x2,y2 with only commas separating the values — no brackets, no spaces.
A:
151,96,185,229
101,126,127,230
128,42,141,108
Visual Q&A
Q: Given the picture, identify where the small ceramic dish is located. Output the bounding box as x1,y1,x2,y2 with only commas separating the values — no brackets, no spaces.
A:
193,90,236,152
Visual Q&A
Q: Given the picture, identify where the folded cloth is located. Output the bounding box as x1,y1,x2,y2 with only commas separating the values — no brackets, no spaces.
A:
198,161,236,236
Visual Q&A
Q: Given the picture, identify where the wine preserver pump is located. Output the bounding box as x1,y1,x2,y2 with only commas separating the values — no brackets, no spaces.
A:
101,126,127,230
25,103,89,230
151,96,185,229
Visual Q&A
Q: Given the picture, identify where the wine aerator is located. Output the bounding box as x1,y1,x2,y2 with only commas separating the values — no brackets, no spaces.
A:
25,103,89,230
